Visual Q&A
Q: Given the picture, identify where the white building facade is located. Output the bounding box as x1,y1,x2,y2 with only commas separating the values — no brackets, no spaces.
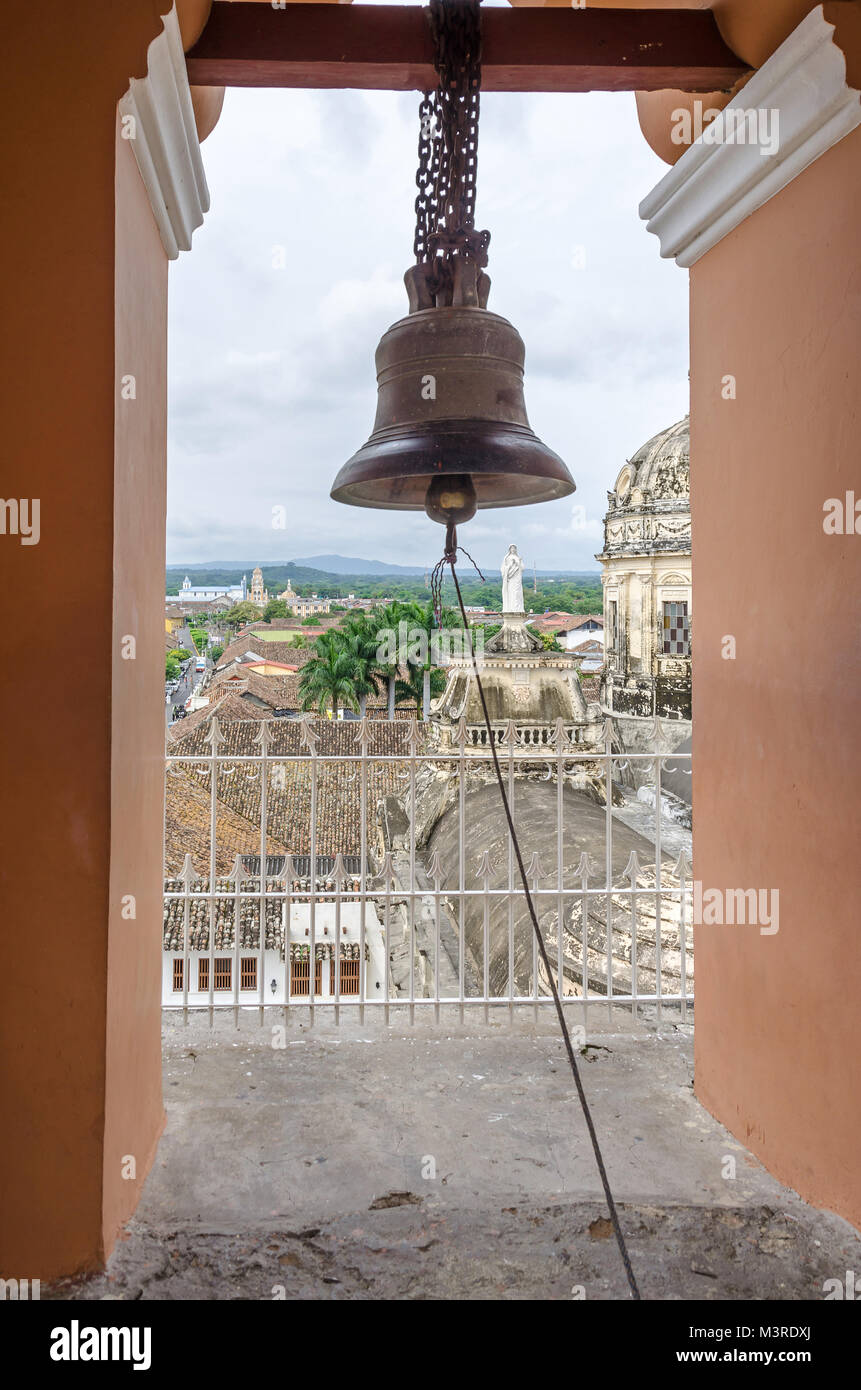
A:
163,898,387,1008
166,574,247,605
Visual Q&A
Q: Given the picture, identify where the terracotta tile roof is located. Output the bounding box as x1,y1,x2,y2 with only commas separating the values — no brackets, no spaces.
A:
162,874,286,952
209,664,250,689
284,647,315,668
166,715,419,875
167,691,276,743
163,880,368,954
236,671,300,708
579,674,601,702
217,638,254,666
249,637,314,665
165,759,291,877
531,612,604,633
207,669,306,711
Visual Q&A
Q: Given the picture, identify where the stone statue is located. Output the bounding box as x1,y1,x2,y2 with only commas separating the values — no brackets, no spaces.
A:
501,544,525,615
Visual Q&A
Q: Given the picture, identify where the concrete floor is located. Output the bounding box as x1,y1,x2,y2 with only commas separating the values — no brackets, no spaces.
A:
51,1008,861,1300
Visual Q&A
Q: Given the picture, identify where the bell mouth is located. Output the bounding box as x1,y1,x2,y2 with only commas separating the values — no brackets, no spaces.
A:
330,419,576,511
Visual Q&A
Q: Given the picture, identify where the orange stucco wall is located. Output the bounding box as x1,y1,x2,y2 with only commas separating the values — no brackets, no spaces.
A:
690,123,861,1228
0,1,174,1278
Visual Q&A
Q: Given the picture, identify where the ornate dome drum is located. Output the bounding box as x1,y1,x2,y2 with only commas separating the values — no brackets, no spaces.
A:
597,416,692,748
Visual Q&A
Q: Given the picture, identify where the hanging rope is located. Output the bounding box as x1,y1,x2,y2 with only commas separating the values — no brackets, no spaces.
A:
438,535,641,1301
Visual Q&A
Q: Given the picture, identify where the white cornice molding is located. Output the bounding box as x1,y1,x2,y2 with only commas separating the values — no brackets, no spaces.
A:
639,6,861,268
119,5,209,260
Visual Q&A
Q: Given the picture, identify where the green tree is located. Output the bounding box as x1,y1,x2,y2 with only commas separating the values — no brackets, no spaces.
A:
263,598,289,623
210,644,224,664
222,601,264,629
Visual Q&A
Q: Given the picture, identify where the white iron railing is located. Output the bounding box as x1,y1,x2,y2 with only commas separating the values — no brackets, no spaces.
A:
163,715,692,1023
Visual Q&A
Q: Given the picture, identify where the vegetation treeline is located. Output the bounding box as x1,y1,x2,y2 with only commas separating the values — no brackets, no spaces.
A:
183,594,572,715
167,565,602,614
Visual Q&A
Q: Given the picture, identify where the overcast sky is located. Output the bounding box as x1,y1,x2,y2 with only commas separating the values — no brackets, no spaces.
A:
167,22,689,574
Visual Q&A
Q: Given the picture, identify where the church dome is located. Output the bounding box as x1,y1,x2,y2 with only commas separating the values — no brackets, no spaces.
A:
613,415,689,507
600,414,690,560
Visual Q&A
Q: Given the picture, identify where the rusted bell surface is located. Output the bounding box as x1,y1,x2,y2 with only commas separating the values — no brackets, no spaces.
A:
330,307,576,514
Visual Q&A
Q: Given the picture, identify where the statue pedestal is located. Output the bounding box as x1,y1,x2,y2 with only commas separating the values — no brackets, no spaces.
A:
430,610,595,738
485,610,543,655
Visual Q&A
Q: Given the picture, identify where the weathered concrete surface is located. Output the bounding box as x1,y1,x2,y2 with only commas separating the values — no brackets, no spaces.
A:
427,780,660,995
48,1010,861,1301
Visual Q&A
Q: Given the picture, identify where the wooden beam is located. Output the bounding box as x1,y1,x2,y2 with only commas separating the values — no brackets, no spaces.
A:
186,4,749,94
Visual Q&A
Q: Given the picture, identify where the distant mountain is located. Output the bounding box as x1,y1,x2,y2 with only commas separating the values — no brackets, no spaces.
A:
291,554,427,576
290,554,601,578
165,557,601,585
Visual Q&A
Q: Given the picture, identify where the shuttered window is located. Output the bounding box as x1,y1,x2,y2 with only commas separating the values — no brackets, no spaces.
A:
172,959,184,992
290,958,323,995
339,958,360,996
240,957,257,991
214,958,232,991
662,601,690,656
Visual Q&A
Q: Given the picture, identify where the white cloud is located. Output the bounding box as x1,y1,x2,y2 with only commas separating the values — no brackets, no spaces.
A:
167,84,688,571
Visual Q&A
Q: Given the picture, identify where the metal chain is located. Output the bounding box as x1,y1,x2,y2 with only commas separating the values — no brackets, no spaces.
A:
413,92,440,264
413,0,489,291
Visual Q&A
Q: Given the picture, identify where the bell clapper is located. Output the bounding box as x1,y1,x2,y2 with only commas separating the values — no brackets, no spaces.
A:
423,471,477,528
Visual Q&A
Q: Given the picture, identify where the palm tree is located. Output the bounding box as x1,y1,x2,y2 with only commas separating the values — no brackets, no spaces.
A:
407,599,464,718
361,598,466,720
364,602,416,719
338,625,382,717
298,633,359,719
395,662,446,714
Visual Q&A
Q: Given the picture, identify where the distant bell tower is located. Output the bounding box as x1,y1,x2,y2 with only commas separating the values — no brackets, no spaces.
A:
251,566,267,606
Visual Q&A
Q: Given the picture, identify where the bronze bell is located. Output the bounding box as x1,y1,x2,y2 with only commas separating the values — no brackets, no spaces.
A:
330,305,575,524
331,0,575,529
